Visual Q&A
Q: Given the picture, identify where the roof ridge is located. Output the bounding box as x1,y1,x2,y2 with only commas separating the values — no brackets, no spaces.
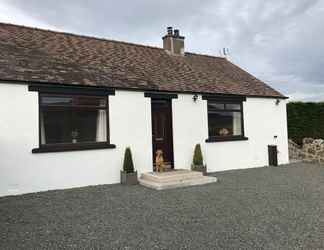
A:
0,22,225,59
0,22,165,51
185,51,226,60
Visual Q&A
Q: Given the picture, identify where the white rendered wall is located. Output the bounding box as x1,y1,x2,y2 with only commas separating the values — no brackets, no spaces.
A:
172,94,289,172
0,83,289,196
172,94,208,169
0,84,152,196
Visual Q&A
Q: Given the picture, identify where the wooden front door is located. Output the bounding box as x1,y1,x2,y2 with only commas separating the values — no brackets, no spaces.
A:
151,99,174,170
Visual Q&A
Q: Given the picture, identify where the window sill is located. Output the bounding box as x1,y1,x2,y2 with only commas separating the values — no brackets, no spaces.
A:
32,142,116,153
205,136,248,143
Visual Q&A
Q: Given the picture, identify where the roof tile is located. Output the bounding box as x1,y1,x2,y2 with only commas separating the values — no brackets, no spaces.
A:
0,23,285,98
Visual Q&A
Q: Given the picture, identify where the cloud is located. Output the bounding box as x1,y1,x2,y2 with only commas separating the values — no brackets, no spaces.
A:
288,91,324,102
1,0,323,101
0,2,57,30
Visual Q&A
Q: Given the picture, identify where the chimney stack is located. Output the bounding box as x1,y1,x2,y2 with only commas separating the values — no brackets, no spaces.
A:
162,27,185,55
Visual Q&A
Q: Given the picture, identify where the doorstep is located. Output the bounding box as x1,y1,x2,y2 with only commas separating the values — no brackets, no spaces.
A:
139,169,217,190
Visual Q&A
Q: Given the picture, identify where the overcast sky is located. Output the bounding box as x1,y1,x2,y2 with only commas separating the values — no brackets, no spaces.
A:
1,0,323,101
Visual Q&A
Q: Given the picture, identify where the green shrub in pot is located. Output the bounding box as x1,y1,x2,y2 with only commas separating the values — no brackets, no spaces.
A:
121,147,138,185
191,144,207,175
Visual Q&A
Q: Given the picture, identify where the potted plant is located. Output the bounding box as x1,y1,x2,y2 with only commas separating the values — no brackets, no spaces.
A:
191,144,207,175
120,147,138,185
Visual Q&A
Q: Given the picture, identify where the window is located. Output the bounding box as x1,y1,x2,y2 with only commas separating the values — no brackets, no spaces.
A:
40,93,108,144
31,89,115,153
206,98,247,142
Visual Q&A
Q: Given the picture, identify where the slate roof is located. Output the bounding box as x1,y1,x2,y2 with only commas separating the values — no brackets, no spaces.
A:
0,23,285,98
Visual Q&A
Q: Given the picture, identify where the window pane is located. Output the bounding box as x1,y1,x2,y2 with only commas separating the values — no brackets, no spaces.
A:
41,95,107,107
41,109,73,144
73,110,100,143
41,96,73,106
208,103,225,110
74,96,107,107
40,108,107,144
225,103,241,110
208,111,242,137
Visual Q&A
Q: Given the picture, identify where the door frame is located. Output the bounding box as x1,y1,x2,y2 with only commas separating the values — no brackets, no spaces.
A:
145,92,177,170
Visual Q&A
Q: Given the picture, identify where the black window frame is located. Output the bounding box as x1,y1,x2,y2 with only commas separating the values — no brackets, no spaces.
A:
29,85,116,153
203,95,248,142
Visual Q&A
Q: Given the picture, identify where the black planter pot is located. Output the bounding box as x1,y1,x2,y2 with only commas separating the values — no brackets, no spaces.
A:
120,171,138,185
191,164,207,176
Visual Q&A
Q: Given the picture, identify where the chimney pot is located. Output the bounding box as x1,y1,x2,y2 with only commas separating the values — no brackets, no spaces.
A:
162,27,185,56
167,27,173,35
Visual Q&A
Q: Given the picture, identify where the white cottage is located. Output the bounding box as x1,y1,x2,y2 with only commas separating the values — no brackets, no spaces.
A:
0,24,289,196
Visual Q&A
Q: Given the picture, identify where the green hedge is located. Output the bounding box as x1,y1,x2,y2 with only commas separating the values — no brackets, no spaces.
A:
287,102,324,145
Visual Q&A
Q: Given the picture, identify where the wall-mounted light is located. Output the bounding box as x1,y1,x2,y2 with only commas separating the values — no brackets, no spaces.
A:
193,94,198,102
275,99,280,105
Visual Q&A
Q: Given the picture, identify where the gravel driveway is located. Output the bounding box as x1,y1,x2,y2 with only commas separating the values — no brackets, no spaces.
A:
0,163,323,249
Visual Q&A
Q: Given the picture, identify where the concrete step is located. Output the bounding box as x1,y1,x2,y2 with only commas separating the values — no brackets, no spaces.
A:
141,170,203,183
139,170,217,190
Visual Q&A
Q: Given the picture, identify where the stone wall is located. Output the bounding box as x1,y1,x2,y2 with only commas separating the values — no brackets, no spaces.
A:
289,138,324,164
288,139,303,160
